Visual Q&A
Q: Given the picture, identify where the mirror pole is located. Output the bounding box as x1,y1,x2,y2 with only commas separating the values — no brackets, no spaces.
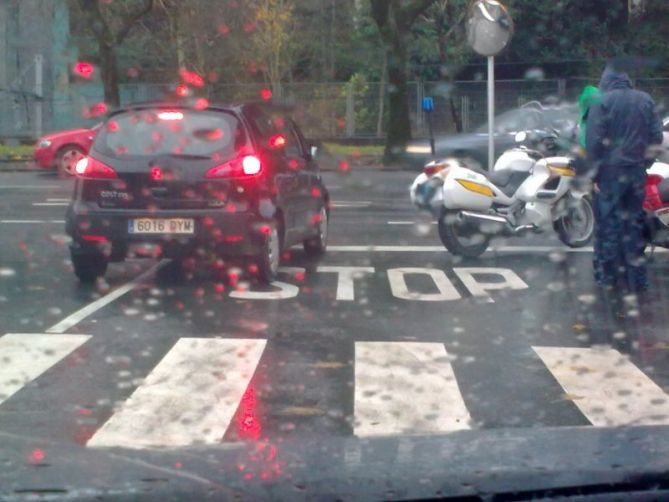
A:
487,55,495,171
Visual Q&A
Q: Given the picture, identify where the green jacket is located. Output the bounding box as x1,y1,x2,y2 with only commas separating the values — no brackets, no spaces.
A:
578,85,601,149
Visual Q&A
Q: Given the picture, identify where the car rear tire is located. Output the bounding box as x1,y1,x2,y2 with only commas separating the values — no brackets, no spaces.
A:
71,250,108,283
256,222,281,284
303,206,328,256
56,145,86,177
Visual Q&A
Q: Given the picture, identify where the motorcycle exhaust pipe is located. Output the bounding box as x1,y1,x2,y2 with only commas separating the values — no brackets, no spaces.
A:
459,211,536,235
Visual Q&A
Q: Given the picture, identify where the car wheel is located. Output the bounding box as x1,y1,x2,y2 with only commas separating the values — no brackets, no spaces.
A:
303,206,328,256
257,222,281,284
56,145,86,176
71,249,108,283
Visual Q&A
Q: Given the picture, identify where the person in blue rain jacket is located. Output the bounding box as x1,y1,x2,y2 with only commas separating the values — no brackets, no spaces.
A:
585,64,663,292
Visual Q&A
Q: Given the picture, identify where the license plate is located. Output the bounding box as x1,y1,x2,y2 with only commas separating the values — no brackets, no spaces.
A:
128,218,195,234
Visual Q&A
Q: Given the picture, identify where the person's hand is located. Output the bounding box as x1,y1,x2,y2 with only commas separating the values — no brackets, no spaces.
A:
593,183,600,193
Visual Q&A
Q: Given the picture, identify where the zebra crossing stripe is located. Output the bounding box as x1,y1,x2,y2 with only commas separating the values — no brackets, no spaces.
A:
354,342,471,436
534,346,669,427
0,333,91,406
87,338,266,449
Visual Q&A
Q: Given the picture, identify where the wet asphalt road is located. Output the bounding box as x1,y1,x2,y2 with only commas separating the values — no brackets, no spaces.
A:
3,166,669,499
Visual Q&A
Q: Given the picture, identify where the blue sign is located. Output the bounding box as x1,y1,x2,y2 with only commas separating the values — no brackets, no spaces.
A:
422,97,434,112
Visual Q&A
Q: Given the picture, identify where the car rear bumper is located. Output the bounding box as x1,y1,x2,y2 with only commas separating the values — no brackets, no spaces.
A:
66,203,269,258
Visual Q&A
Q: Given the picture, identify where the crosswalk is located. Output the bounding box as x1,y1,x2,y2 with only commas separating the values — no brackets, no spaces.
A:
2,333,669,450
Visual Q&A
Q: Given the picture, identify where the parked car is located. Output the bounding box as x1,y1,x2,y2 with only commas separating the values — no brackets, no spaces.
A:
66,102,330,283
403,101,578,169
34,125,99,175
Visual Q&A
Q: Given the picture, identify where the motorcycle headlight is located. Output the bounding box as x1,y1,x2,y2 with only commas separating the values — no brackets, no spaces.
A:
38,139,51,149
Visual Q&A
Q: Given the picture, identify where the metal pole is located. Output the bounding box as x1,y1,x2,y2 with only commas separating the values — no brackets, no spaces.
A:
487,55,494,170
34,54,43,139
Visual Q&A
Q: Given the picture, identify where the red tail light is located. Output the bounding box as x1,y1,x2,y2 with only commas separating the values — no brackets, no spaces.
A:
75,157,118,179
268,134,286,149
645,174,664,211
423,161,450,177
205,155,262,178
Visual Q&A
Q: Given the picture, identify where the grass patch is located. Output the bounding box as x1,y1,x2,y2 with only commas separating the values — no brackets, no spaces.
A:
0,144,33,158
323,142,383,157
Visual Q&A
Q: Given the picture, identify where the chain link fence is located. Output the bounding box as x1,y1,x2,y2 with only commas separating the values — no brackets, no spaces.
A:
4,78,669,142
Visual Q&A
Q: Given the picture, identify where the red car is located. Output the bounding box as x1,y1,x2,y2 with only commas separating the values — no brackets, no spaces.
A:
33,125,99,175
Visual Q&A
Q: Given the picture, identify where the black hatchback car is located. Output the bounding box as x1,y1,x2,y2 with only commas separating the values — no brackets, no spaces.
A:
66,102,330,283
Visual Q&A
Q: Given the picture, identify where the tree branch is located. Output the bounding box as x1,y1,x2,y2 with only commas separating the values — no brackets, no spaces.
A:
369,0,390,29
115,0,154,43
401,0,438,26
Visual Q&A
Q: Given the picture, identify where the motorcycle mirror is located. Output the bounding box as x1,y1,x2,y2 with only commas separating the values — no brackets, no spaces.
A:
515,131,527,143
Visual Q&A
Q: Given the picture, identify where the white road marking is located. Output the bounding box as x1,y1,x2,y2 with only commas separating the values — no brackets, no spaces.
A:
387,267,461,301
229,267,304,300
453,267,529,303
46,198,70,202
0,219,65,224
0,334,91,406
32,202,69,207
87,338,266,449
324,245,598,253
316,266,375,301
387,221,437,226
46,260,167,334
331,201,372,208
354,342,471,436
534,346,669,427
0,185,60,189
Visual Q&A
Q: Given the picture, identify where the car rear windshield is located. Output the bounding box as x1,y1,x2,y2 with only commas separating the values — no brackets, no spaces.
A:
95,109,243,158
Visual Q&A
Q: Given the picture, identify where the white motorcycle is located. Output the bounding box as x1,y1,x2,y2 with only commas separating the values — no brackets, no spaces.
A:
410,132,594,257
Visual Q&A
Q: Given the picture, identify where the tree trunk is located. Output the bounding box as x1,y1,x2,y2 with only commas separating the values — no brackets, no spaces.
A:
383,43,411,163
100,42,120,107
377,51,387,138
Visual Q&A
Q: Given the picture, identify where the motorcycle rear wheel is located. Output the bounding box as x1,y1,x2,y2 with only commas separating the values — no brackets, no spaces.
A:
555,195,594,248
438,210,491,258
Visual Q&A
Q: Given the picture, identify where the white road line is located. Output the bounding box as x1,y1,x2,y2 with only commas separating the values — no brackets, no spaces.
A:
387,221,437,225
87,338,267,449
0,185,60,189
32,202,69,207
534,346,669,427
325,245,595,253
354,342,471,436
0,334,91,407
46,198,70,202
331,201,372,208
0,219,65,224
46,260,167,334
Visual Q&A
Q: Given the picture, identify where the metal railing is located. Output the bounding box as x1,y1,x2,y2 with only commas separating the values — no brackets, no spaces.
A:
4,78,669,141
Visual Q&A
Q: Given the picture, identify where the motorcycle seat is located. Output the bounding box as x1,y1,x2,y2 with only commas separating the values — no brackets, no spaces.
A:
659,178,669,203
483,169,514,187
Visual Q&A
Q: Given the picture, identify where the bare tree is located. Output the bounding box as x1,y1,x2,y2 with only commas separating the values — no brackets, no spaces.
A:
74,0,154,107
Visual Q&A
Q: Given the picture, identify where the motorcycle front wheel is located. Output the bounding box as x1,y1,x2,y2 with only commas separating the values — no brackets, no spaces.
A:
438,210,491,258
555,195,594,247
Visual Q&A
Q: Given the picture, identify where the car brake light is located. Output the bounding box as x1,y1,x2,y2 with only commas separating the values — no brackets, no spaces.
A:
75,157,118,179
268,134,286,149
205,155,262,178
81,235,109,243
158,111,184,121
